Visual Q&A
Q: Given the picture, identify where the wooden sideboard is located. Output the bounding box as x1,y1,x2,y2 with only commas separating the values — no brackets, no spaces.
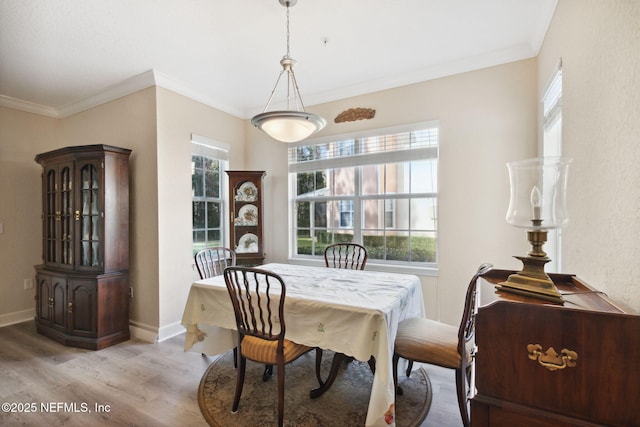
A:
471,269,640,427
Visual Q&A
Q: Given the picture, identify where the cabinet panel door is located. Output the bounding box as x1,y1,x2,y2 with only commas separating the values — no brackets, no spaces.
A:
51,277,67,332
67,280,97,337
36,274,52,324
75,160,104,272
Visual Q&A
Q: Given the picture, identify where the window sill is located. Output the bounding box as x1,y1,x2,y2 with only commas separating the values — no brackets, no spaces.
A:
287,257,438,277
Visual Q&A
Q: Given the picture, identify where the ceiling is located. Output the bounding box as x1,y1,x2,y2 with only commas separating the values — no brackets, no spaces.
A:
0,0,557,119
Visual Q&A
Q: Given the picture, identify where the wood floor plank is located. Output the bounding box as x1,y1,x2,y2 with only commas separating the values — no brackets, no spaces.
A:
0,321,464,426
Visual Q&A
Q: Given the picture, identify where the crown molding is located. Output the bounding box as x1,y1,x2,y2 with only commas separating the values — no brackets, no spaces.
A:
1,38,544,121
153,70,245,118
0,69,245,119
0,94,60,118
299,44,538,108
0,70,157,119
55,70,158,118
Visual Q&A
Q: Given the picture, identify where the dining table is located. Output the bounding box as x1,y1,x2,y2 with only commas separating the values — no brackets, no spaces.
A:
181,262,425,427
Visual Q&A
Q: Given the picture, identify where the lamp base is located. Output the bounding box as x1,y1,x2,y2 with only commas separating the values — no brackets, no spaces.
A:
497,256,564,304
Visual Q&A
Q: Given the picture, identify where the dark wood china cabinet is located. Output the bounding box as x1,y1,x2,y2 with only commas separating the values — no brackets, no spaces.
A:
34,145,131,350
226,171,265,266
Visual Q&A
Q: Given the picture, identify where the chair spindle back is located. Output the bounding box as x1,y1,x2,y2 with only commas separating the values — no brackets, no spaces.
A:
195,247,236,279
324,243,368,270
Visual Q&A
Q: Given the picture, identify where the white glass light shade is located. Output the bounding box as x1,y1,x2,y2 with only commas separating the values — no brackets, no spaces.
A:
251,111,326,143
506,157,572,229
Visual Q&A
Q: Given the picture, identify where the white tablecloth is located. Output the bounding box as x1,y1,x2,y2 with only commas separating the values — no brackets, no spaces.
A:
181,263,425,427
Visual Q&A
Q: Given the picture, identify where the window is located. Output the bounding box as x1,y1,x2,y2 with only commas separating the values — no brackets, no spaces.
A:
542,64,563,272
191,136,229,255
339,200,354,228
289,122,438,267
384,199,395,228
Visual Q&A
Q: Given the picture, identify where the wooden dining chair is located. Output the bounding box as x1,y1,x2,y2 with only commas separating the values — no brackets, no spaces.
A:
195,247,240,363
324,243,368,270
317,243,371,388
194,247,237,279
392,263,492,427
223,267,318,427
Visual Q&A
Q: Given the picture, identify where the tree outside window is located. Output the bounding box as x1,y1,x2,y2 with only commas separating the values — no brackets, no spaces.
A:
192,154,224,254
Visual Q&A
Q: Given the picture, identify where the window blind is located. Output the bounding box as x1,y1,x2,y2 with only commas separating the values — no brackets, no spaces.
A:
288,122,438,173
191,133,229,161
543,68,562,120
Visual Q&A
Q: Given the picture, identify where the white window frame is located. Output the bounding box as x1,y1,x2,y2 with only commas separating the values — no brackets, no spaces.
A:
542,64,563,272
191,134,230,254
287,121,439,274
339,200,354,228
384,199,396,229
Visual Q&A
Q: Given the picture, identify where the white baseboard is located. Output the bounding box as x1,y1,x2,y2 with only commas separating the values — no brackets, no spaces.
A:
0,310,186,347
129,320,186,343
0,308,35,327
157,321,186,342
129,320,160,343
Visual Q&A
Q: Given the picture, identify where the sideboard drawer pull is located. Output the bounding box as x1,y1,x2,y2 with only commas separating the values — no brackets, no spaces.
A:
527,344,578,371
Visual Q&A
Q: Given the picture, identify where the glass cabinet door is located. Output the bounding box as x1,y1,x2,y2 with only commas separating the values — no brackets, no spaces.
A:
60,165,73,267
77,161,102,270
44,163,74,268
45,167,57,265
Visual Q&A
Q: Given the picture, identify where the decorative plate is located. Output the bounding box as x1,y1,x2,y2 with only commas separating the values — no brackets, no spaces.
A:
235,182,258,202
235,204,258,226
237,233,259,253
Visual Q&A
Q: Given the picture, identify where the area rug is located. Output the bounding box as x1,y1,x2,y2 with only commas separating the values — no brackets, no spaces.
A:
198,350,432,427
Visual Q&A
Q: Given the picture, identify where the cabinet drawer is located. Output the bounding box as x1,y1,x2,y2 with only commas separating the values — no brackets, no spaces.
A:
475,301,640,426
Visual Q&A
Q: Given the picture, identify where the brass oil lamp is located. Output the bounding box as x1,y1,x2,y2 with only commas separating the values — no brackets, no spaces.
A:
498,157,572,303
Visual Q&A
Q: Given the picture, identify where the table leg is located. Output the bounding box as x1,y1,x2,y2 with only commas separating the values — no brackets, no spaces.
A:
310,352,348,399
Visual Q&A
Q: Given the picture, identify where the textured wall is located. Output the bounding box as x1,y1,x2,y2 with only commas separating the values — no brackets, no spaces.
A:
539,0,640,312
0,107,58,325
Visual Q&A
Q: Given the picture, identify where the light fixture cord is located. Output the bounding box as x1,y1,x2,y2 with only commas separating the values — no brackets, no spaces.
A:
260,0,306,113
285,3,292,108
286,3,291,58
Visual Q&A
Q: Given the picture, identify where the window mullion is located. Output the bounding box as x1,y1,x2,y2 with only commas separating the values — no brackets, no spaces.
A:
354,167,362,242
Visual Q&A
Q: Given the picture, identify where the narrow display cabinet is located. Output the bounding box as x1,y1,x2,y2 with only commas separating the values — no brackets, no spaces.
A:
226,171,266,266
34,144,131,350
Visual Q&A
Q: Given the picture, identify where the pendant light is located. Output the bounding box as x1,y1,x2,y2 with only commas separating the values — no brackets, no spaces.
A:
251,0,326,143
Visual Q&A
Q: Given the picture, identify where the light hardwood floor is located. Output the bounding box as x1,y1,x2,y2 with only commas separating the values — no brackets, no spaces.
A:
0,321,463,426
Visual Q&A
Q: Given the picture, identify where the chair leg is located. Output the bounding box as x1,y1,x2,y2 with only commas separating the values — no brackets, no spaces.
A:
232,356,246,413
392,352,403,396
233,347,238,368
406,360,414,377
277,361,285,427
455,367,471,427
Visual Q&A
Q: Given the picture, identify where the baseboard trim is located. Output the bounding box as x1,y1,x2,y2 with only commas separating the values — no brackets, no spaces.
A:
157,321,186,343
129,320,185,344
0,308,35,328
0,311,186,346
129,320,160,343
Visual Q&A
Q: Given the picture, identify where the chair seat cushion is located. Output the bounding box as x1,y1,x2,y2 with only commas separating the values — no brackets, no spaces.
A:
394,317,462,369
241,335,312,364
